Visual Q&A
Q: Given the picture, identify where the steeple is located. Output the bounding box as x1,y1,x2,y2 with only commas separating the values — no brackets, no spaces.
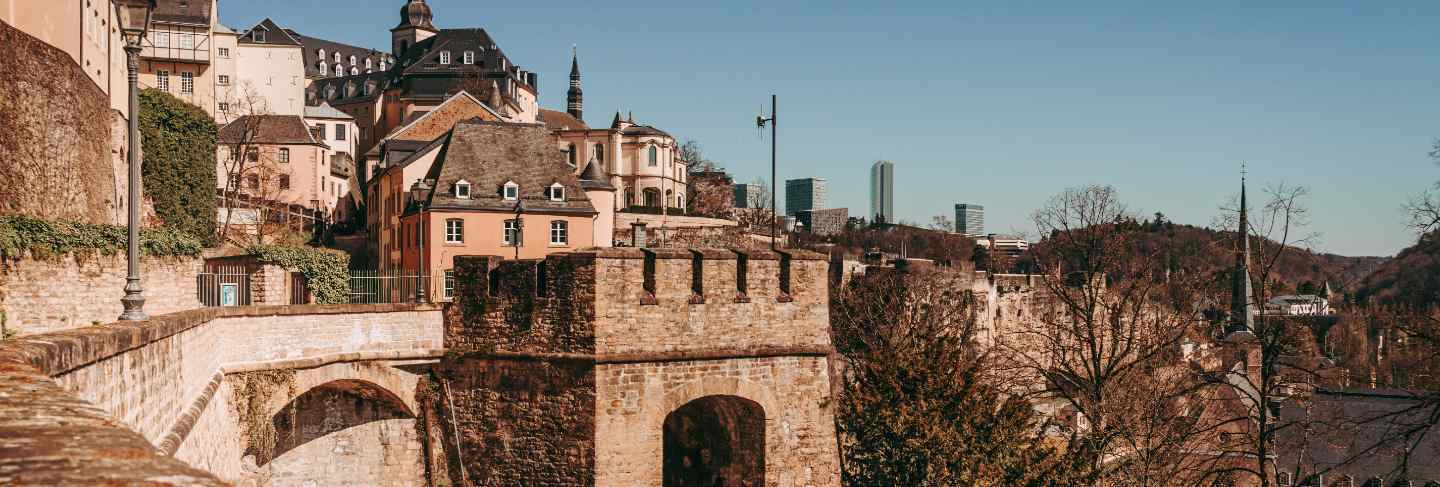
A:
567,46,583,121
1229,164,1255,334
391,0,438,56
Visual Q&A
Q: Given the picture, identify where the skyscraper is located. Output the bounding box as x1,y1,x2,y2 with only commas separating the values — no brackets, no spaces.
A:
870,160,894,223
733,183,763,209
785,178,827,217
955,204,985,236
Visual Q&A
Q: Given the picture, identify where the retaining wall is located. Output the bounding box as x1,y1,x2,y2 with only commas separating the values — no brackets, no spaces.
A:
0,252,203,336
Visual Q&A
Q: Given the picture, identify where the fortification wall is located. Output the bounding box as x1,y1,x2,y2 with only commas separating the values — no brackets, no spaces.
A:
0,253,203,336
0,304,442,485
441,247,840,486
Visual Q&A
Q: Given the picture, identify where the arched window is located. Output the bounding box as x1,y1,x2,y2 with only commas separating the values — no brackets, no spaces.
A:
333,63,342,76
548,183,565,202
332,52,340,63
349,55,356,65
318,61,327,75
566,143,577,166
647,145,658,167
643,188,661,207
365,58,372,69
594,144,605,165
502,181,519,200
325,84,337,100
350,67,358,76
317,48,325,60
454,179,471,199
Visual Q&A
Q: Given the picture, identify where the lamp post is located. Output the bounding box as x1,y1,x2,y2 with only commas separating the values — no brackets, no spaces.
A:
513,199,525,260
117,0,155,322
756,95,777,250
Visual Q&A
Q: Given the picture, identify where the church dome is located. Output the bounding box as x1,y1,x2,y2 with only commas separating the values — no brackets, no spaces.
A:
396,0,436,31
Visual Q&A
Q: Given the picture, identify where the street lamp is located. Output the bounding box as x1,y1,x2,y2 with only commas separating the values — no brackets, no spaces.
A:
756,95,777,250
513,199,525,260
117,0,155,322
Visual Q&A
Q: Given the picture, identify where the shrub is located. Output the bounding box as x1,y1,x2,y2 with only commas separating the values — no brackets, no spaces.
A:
139,89,217,245
248,245,350,304
0,214,204,260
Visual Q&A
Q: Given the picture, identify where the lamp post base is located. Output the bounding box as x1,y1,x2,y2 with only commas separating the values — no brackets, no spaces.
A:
119,280,148,321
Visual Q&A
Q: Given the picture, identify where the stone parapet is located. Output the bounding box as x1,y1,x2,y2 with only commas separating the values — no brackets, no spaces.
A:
0,303,443,486
0,253,203,336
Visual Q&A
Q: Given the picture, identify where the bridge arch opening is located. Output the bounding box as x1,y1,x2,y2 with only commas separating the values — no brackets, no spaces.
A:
254,379,414,466
662,394,765,487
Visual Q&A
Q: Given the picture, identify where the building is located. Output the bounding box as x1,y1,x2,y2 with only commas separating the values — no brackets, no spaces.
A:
137,0,223,117
232,18,305,116
292,31,393,82
394,121,614,284
545,111,688,212
210,23,239,123
797,208,848,236
216,115,329,206
785,178,826,217
305,102,361,218
1264,295,1333,316
975,234,1029,257
733,183,764,209
955,203,985,236
870,160,894,223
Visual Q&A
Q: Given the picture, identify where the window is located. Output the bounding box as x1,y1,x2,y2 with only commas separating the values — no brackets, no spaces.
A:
178,34,194,49
157,70,170,91
594,144,605,165
350,67,358,76
317,48,325,59
218,74,230,85
245,174,259,189
648,145,658,166
246,148,259,162
455,180,471,199
463,51,475,64
318,62,328,75
218,47,230,57
503,219,520,246
336,124,346,141
445,219,464,243
315,123,327,139
252,30,265,43
334,63,341,76
333,52,341,63
218,102,229,112
152,32,169,47
502,181,519,200
439,51,451,64
444,270,455,299
179,72,194,94
365,58,373,69
548,183,565,202
348,55,356,65
566,143,577,166
1277,473,1291,486
550,221,569,245
278,175,290,190
278,148,290,163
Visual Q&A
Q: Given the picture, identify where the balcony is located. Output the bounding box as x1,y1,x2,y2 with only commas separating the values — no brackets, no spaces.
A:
141,45,211,64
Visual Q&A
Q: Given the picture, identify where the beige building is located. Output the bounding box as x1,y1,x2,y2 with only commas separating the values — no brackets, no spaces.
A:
545,111,689,212
136,0,221,117
211,23,239,123
216,115,330,210
232,18,304,117
0,0,128,118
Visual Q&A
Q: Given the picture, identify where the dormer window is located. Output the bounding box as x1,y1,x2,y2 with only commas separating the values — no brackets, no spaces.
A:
548,183,565,202
439,51,451,65
503,181,519,200
365,58,372,69
317,49,325,59
333,52,341,63
349,55,357,65
318,62,328,75
252,30,266,43
455,180,471,199
463,51,475,64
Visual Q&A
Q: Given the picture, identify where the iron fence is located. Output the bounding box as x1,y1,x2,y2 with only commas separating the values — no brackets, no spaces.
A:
348,270,450,304
197,262,252,307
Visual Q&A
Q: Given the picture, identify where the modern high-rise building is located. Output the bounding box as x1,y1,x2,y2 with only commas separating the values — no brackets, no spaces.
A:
785,178,827,217
955,204,985,236
870,161,894,223
733,183,763,209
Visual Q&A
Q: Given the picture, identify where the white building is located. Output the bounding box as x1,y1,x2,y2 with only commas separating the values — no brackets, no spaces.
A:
1265,295,1333,316
976,234,1030,257
232,18,304,117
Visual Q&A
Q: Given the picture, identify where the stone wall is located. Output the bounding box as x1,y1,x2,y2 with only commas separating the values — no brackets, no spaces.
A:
0,253,203,336
0,304,443,485
441,247,840,486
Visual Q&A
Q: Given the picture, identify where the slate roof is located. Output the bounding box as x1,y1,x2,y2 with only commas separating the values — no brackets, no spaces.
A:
539,109,587,131
578,159,614,191
307,71,389,106
218,115,322,145
422,121,596,215
1276,388,1440,480
304,102,353,120
290,31,391,79
238,18,302,47
153,0,212,26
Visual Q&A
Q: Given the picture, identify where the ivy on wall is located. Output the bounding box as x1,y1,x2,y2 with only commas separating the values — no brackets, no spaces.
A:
0,214,204,260
139,89,218,245
248,245,350,304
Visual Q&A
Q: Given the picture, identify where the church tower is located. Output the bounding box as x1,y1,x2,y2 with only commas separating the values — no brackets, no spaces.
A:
567,47,584,121
392,0,438,57
1229,167,1255,335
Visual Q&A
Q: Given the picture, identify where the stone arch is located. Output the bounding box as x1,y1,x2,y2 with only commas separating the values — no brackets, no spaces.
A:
663,395,765,487
646,375,785,486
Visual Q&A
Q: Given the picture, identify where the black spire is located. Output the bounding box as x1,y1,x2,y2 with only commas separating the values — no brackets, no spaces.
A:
395,0,436,31
1229,164,1255,335
567,46,583,121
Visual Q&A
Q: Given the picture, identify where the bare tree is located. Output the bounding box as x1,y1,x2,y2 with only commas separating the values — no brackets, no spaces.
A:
999,184,1219,486
679,140,722,172
216,86,304,247
929,214,955,233
734,178,777,234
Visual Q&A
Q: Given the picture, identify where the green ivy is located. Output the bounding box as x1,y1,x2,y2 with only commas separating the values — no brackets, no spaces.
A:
139,89,218,245
248,245,350,304
0,214,204,260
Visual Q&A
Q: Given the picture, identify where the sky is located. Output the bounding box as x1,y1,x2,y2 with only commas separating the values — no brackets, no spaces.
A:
220,1,1440,257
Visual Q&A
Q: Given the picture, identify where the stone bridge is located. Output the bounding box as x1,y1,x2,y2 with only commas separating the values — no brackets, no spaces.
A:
0,247,843,486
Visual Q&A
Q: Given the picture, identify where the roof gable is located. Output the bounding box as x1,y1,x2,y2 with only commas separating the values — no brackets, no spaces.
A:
424,122,595,215
219,115,320,145
387,91,504,142
239,18,302,46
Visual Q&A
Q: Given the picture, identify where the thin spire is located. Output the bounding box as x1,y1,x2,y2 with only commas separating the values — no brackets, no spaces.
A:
567,45,583,120
1230,162,1255,334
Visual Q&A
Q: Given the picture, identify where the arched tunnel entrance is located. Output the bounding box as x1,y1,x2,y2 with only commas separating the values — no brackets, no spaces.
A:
662,395,766,487
246,378,422,486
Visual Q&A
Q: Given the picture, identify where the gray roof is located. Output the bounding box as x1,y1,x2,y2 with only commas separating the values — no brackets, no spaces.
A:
153,0,212,26
422,121,596,215
238,18,302,47
578,158,614,191
1277,388,1440,481
304,102,353,120
290,30,391,79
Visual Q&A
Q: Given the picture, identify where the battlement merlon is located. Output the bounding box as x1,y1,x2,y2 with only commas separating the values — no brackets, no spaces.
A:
447,247,834,358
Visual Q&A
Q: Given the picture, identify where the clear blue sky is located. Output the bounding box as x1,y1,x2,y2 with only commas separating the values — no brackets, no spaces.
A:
221,1,1440,257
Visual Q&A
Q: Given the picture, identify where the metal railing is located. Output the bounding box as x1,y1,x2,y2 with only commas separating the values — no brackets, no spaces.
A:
348,270,448,304
197,262,253,307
